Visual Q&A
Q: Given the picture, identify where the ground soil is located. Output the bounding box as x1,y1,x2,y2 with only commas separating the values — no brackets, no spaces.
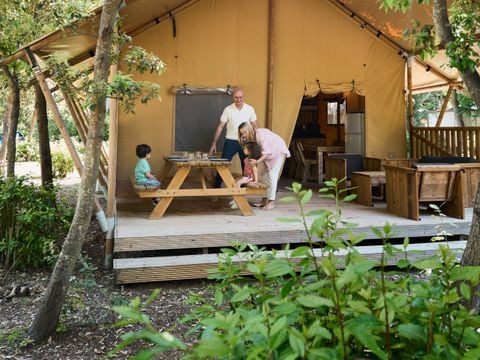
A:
0,163,205,359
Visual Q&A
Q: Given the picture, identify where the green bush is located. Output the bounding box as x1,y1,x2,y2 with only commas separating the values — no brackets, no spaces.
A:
52,151,74,179
109,180,480,359
0,177,73,270
16,142,39,162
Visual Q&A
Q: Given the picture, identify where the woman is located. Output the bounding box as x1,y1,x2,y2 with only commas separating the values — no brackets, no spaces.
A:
238,122,290,210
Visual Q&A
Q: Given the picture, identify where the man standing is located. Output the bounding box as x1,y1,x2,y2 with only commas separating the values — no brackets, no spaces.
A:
209,88,258,188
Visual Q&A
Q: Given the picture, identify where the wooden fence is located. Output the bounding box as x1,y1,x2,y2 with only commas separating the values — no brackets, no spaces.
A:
412,127,480,159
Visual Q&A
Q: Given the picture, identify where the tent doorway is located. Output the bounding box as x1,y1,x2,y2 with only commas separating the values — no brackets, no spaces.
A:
288,92,366,183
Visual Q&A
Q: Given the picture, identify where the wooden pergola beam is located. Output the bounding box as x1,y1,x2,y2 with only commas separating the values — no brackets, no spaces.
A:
413,81,463,93
415,58,456,84
435,85,454,127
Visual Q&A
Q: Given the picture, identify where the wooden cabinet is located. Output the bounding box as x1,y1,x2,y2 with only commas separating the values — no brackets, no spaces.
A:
347,93,365,113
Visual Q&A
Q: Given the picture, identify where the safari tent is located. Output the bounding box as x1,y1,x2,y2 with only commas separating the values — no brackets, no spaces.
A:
0,0,468,281
0,0,461,185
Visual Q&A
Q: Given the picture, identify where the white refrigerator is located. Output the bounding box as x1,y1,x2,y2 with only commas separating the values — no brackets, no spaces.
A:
345,113,365,154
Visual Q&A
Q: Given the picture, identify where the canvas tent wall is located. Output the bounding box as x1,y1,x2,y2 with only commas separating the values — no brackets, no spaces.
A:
117,0,406,182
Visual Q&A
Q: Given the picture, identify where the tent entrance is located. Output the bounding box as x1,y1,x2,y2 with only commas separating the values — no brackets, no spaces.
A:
286,92,366,183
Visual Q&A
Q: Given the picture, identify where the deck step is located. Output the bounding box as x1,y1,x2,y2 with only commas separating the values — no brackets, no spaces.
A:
113,240,466,284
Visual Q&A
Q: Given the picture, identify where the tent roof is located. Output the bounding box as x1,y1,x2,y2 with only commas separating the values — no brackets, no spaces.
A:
0,0,194,67
0,0,463,91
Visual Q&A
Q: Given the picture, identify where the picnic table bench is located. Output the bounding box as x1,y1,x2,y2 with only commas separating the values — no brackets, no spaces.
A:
131,157,267,219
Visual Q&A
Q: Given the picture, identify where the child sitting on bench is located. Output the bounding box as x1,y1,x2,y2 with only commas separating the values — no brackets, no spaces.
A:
229,141,261,209
135,144,161,205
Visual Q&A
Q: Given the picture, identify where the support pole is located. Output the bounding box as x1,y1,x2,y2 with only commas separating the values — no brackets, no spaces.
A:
435,85,453,127
105,30,120,269
266,0,276,130
407,56,414,158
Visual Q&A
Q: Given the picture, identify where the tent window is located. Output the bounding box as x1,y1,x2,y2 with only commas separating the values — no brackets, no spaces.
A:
174,92,231,152
327,101,347,125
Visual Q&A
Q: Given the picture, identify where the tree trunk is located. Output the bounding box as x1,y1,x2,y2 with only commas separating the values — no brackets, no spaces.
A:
0,100,10,162
451,90,465,127
433,0,480,311
433,0,480,106
28,0,122,343
461,186,480,310
1,65,20,177
34,83,54,187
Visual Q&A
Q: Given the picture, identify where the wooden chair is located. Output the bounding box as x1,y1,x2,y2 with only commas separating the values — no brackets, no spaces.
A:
384,164,464,221
295,141,317,183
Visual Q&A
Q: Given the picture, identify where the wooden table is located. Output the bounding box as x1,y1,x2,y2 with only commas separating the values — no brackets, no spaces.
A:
351,171,386,207
303,145,345,184
137,157,265,219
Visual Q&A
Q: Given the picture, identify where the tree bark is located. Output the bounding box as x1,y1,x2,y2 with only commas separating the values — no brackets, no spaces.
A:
34,83,54,187
1,65,20,177
433,0,480,106
28,0,122,343
0,100,10,162
434,0,480,311
451,90,465,127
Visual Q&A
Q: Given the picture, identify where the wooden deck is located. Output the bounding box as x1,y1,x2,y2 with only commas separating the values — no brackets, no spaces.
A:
114,179,473,284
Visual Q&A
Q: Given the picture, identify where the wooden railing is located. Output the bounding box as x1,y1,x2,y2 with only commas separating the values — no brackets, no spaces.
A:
412,127,480,159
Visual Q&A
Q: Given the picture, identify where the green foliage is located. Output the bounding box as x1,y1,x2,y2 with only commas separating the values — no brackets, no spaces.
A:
381,0,480,72
47,114,80,142
15,141,39,162
46,34,166,115
109,179,480,359
51,151,74,179
0,327,33,350
0,176,73,271
457,91,480,119
107,289,187,358
413,91,442,126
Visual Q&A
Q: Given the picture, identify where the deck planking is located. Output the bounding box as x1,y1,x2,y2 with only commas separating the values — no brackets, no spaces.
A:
114,179,473,283
114,240,467,284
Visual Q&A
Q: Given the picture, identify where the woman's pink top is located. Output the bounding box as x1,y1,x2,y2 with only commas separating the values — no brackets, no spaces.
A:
255,128,291,170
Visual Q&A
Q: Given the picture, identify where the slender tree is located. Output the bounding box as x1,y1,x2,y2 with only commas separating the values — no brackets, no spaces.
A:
28,0,123,343
1,65,20,177
34,83,53,187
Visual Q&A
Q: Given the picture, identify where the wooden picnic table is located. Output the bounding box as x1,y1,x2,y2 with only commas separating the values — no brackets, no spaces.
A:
302,145,345,184
136,157,266,219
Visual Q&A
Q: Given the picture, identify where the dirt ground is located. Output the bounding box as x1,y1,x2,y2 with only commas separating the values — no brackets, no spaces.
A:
0,163,205,359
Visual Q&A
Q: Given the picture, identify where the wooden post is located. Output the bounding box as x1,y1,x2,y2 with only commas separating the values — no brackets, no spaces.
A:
435,85,453,127
60,88,87,144
266,0,276,130
105,30,120,269
336,100,341,142
407,56,414,158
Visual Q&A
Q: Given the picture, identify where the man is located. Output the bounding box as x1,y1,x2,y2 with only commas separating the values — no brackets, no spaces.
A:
209,88,258,188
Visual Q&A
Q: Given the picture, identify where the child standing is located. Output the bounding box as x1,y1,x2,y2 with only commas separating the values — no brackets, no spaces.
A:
135,144,161,205
229,141,261,209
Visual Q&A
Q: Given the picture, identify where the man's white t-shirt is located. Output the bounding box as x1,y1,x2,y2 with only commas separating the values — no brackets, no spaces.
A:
220,103,257,140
